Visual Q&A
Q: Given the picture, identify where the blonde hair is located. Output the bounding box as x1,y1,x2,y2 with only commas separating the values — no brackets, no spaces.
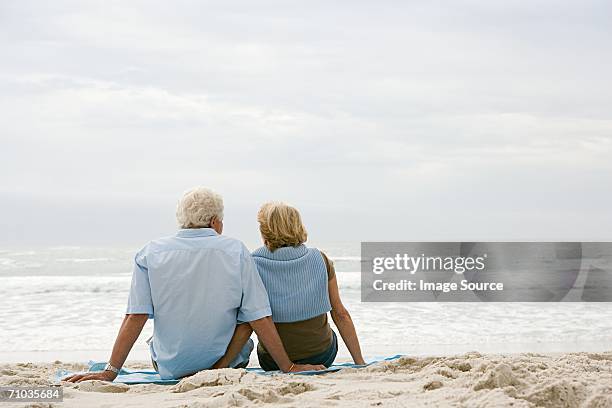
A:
257,202,308,251
176,187,224,229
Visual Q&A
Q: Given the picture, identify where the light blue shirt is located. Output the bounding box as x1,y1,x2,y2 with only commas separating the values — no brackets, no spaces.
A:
126,228,271,379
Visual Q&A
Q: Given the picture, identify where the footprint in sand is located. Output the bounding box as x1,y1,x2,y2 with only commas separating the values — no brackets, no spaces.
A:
76,380,130,393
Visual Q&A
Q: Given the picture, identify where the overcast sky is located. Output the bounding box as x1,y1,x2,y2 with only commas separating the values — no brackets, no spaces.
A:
1,0,611,247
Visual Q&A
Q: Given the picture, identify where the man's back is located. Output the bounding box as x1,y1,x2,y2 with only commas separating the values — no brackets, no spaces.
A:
126,228,271,379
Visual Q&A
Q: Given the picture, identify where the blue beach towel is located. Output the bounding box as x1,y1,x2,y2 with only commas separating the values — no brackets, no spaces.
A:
53,355,403,385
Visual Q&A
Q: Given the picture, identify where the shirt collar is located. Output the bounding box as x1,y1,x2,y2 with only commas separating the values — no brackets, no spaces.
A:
176,228,218,238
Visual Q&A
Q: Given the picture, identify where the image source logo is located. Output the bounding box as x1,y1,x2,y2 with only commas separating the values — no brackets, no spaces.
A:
361,242,612,302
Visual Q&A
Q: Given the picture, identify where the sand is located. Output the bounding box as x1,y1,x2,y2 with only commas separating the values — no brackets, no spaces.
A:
2,352,612,407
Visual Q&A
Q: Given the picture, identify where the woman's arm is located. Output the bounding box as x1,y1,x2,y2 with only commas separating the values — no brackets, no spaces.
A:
328,275,366,365
212,323,253,368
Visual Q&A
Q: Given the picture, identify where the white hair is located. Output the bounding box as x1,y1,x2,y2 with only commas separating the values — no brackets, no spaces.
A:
176,187,224,229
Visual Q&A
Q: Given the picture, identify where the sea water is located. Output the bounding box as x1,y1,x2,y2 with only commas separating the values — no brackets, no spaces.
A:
1,243,611,363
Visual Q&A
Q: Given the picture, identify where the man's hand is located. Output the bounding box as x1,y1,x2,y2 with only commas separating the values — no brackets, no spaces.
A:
288,364,326,373
63,314,148,383
64,370,117,383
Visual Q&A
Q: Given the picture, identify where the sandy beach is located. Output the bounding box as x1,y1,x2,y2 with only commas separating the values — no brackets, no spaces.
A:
1,351,611,407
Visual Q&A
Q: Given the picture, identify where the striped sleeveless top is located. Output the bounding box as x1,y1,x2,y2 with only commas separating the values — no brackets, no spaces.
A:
251,244,332,323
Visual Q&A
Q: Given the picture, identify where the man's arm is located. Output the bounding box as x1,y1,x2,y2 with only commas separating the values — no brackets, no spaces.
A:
212,323,253,369
249,316,324,372
65,314,148,382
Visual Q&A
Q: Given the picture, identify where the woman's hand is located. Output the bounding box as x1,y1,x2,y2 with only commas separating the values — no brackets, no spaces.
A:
64,370,117,383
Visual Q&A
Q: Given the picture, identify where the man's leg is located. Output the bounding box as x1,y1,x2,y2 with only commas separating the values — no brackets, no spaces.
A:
229,338,253,368
212,323,253,369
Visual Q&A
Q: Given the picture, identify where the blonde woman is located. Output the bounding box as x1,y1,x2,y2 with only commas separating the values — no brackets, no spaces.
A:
252,202,366,370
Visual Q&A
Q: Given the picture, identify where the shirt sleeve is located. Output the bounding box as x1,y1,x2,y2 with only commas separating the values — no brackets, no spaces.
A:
126,249,154,318
237,248,272,323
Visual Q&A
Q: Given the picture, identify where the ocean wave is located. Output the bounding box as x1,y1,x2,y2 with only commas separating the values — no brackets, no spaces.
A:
7,251,38,256
0,258,44,269
330,256,362,261
31,287,125,294
55,258,115,263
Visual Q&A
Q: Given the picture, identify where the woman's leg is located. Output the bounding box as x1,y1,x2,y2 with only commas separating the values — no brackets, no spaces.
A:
295,331,338,368
320,331,338,367
258,331,339,371
257,350,280,371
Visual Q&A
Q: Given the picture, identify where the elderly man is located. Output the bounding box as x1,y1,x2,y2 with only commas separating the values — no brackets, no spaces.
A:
67,187,324,382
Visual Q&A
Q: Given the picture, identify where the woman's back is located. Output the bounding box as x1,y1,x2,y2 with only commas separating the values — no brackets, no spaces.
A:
252,245,331,322
252,245,335,361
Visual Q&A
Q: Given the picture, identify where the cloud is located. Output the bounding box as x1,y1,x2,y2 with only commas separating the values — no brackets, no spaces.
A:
1,0,611,245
